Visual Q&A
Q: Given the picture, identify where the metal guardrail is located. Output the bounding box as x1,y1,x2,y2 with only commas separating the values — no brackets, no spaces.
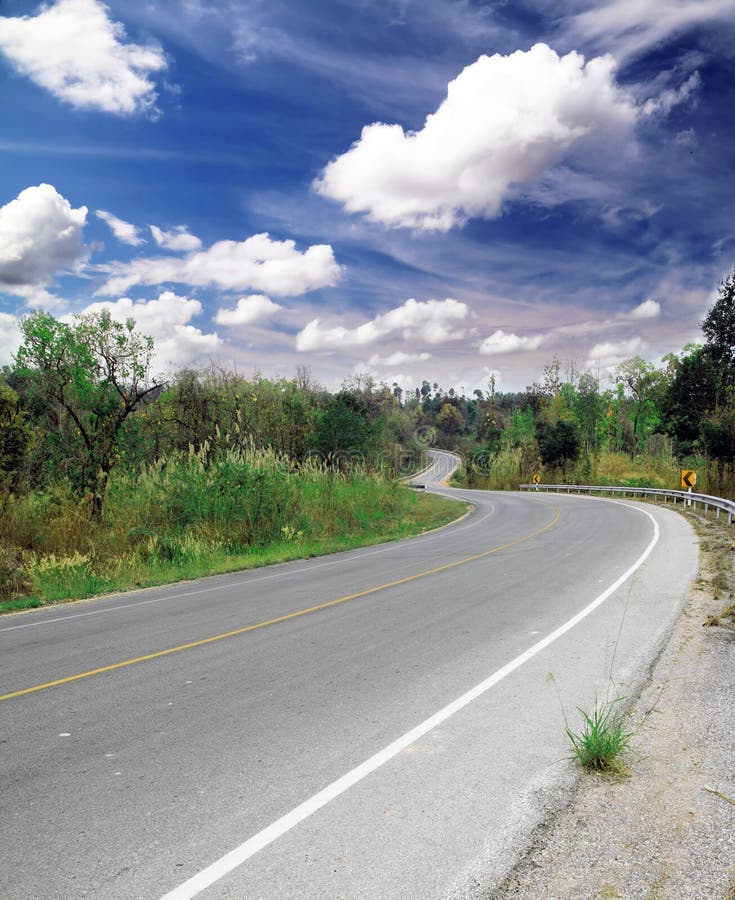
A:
519,483,735,524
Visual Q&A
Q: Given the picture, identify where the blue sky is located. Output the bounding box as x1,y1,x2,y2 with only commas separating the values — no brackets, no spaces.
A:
1,0,734,393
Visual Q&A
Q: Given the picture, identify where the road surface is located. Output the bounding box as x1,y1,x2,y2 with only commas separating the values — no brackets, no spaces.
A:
0,451,697,898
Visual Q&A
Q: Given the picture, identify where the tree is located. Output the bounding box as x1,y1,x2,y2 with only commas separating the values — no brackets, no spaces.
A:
702,267,735,386
536,419,580,477
572,372,605,453
660,345,718,453
312,391,376,467
701,400,735,488
613,357,663,455
0,381,32,507
436,402,463,436
15,310,161,515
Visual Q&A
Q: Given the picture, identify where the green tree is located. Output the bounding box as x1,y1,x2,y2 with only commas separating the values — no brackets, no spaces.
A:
0,381,32,507
572,372,605,453
536,419,580,477
701,396,735,489
613,357,664,456
660,345,717,454
15,310,160,515
312,391,377,467
702,267,735,392
436,402,463,436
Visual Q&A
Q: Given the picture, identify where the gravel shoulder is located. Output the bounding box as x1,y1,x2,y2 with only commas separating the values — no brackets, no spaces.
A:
493,507,735,900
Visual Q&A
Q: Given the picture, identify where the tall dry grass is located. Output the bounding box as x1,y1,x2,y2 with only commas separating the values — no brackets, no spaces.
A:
0,443,443,608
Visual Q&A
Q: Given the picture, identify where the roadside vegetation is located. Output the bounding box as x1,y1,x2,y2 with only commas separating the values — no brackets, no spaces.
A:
0,444,462,612
565,697,634,776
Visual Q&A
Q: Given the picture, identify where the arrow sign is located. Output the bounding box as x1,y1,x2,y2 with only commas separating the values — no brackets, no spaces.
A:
681,470,696,489
532,474,541,485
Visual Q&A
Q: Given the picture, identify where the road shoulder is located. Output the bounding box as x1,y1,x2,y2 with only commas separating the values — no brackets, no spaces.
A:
494,507,735,900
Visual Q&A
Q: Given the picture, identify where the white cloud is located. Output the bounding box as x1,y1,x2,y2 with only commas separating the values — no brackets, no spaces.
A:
82,291,222,369
96,209,144,246
214,294,283,326
0,0,167,116
97,232,341,296
627,299,661,320
3,284,64,310
549,299,662,339
478,329,546,355
150,224,202,252
367,351,432,366
315,43,637,230
584,337,648,371
642,71,701,117
296,298,469,351
0,312,21,365
568,0,735,62
0,183,87,286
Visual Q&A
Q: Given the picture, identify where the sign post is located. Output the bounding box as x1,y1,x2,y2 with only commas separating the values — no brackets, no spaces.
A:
532,473,541,491
681,470,696,506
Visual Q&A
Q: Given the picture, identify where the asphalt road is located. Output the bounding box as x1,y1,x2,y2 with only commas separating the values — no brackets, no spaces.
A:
0,452,698,899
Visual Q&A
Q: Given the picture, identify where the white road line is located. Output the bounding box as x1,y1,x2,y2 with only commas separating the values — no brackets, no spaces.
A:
159,502,659,900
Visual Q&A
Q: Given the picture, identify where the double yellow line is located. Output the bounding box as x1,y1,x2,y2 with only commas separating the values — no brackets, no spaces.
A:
1,507,560,702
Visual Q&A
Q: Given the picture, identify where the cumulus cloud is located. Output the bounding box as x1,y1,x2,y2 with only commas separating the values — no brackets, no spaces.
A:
315,43,637,230
150,224,202,252
0,0,167,116
584,337,648,371
214,294,283,326
0,183,87,286
479,329,546,355
367,351,432,366
96,209,144,246
296,298,469,351
0,312,22,365
97,232,341,296
82,291,222,369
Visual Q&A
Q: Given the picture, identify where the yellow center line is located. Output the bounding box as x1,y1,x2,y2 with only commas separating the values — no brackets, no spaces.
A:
1,507,561,702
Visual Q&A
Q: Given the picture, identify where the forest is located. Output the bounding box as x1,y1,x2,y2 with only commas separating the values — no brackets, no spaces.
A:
0,268,733,608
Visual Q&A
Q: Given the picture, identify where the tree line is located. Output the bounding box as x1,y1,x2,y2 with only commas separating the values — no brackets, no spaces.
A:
1,267,734,517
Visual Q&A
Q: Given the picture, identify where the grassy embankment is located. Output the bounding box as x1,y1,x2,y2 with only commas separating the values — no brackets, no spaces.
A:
0,445,465,613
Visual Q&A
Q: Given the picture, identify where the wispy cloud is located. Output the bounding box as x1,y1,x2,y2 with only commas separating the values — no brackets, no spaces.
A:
96,209,145,246
565,0,735,62
150,224,202,252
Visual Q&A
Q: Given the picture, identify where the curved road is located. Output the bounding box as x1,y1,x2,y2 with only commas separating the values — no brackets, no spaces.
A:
0,451,697,898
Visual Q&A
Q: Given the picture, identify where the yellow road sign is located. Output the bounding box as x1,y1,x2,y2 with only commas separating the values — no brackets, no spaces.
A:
532,473,541,485
681,469,696,489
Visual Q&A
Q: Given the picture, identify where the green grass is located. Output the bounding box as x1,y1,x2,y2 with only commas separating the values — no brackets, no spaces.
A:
0,458,466,613
566,697,634,775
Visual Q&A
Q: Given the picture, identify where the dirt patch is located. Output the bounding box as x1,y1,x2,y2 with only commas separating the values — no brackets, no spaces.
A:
493,508,735,899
